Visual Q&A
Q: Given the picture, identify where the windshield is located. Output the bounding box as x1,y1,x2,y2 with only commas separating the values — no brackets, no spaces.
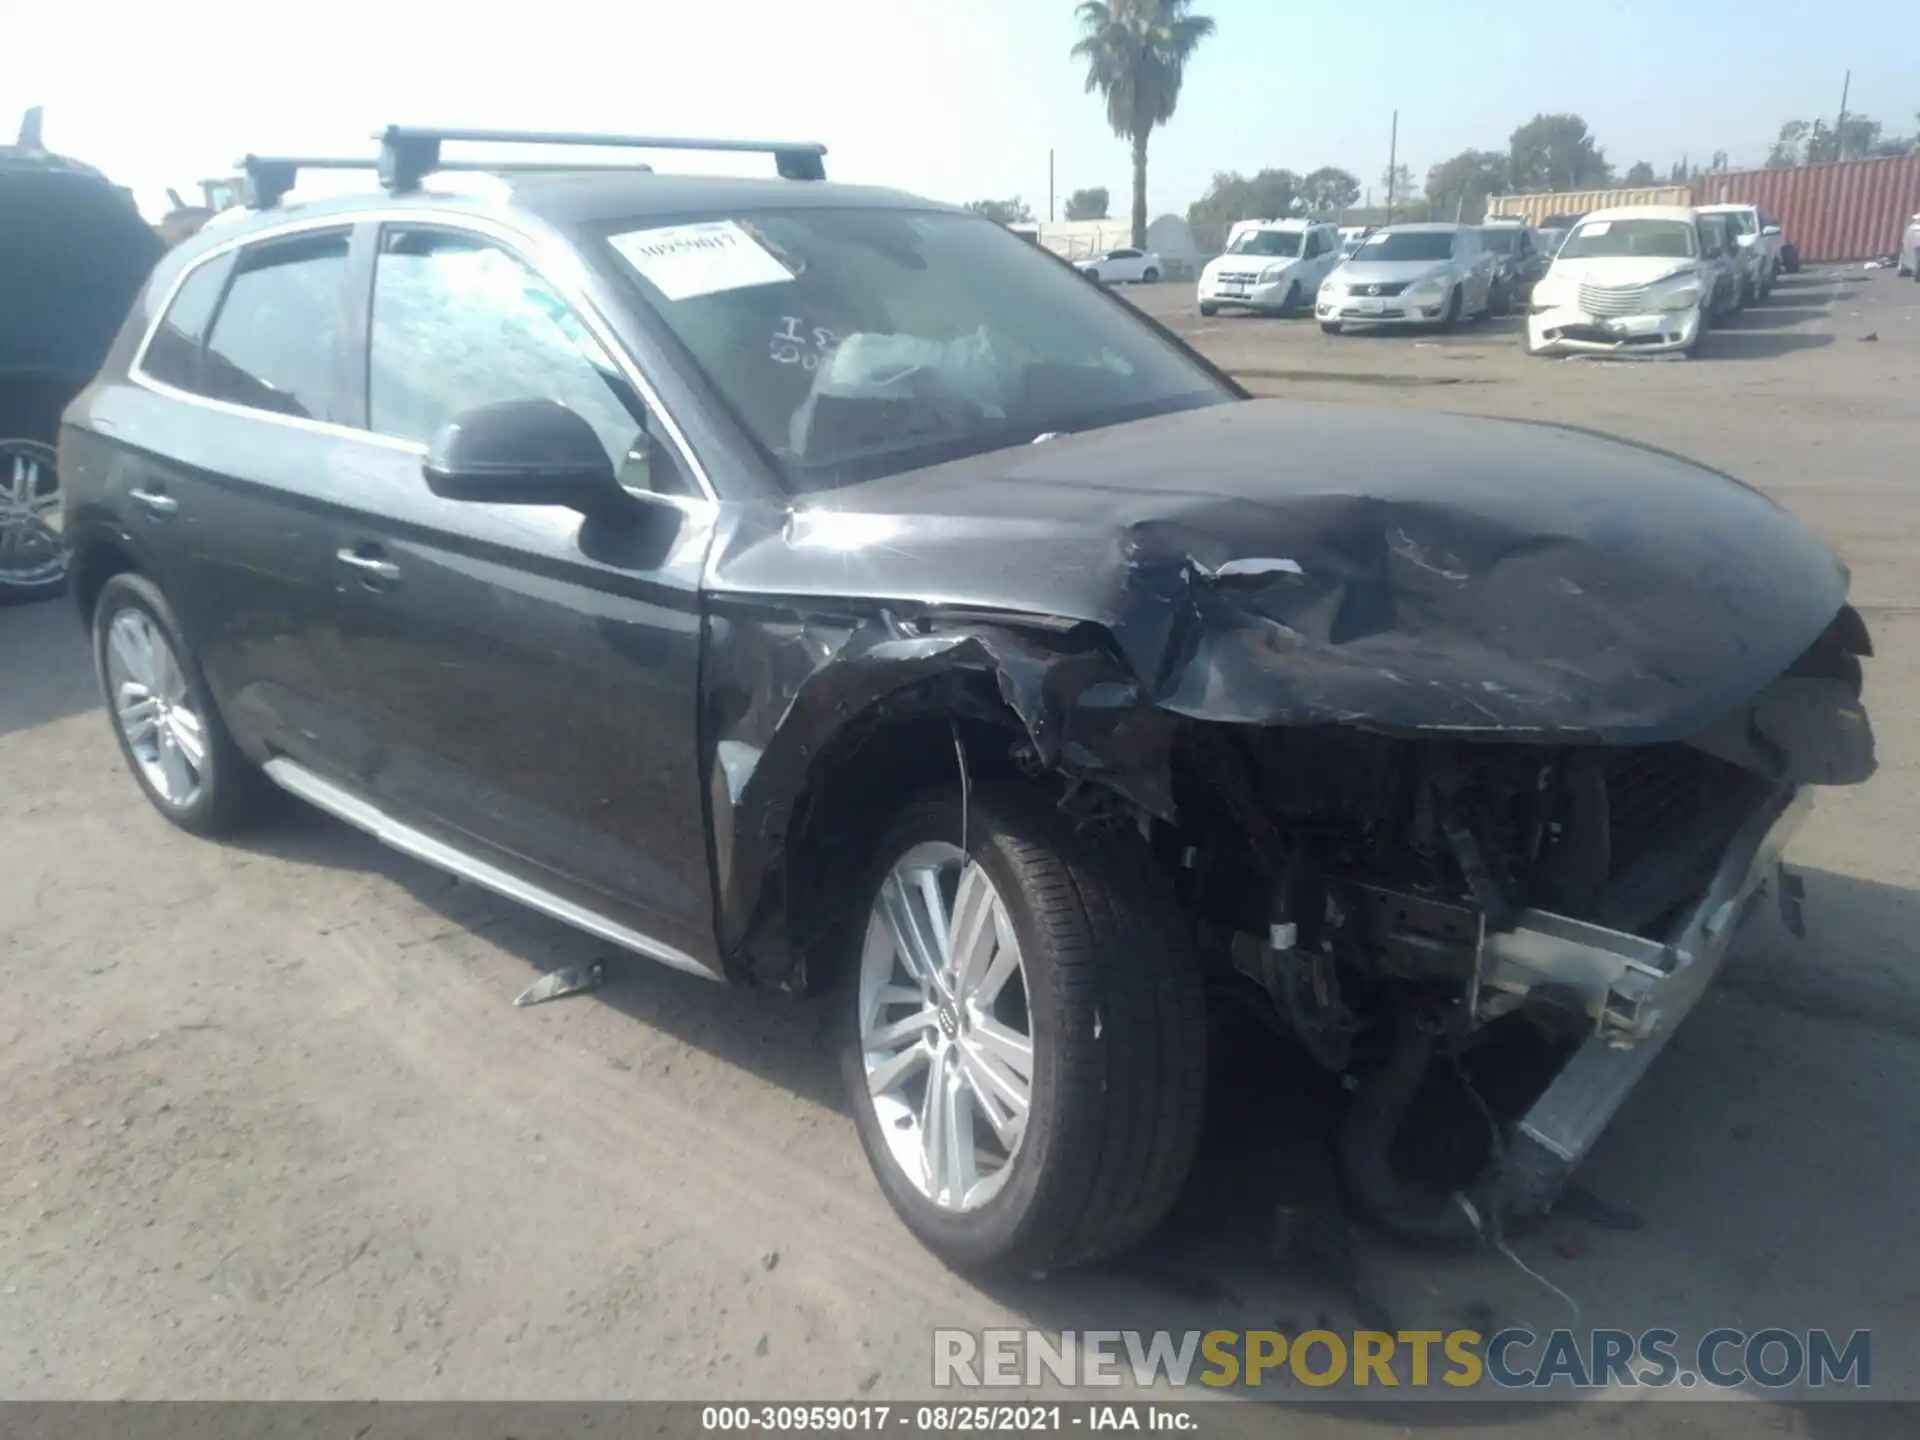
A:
1477,227,1521,255
1356,231,1456,262
1227,229,1303,257
595,208,1231,492
1556,218,1699,260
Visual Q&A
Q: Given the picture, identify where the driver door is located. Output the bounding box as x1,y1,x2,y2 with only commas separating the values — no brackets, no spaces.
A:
323,223,720,967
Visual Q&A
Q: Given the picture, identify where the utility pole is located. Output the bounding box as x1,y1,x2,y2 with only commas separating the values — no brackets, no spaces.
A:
1048,149,1056,223
1834,70,1852,162
1385,110,1399,225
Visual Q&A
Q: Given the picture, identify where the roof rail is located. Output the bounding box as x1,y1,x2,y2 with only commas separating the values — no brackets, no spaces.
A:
375,125,828,192
236,128,829,210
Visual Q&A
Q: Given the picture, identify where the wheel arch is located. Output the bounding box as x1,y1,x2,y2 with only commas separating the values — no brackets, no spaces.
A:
0,367,85,440
67,532,142,626
705,613,1178,992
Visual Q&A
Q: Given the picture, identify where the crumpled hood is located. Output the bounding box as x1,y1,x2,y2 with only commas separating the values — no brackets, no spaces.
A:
709,398,1854,741
1545,255,1702,288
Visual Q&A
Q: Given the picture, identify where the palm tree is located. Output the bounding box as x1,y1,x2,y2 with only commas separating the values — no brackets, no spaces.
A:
1071,1,1216,248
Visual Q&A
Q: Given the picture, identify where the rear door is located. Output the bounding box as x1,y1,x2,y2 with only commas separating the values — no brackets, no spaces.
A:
322,221,719,969
107,224,372,774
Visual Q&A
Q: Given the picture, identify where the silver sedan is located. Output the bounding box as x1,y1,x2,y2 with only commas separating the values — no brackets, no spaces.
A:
1316,223,1497,332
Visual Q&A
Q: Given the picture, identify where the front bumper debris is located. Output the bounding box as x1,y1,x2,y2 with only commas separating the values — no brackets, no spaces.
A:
1527,302,1704,354
1487,786,1810,1215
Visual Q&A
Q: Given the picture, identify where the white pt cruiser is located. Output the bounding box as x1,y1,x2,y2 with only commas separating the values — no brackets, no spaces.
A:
1527,206,1717,357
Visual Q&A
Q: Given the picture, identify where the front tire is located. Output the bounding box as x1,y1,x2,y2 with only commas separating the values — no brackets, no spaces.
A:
92,572,269,837
842,785,1207,1272
1320,321,1343,335
1438,287,1463,331
1142,267,1160,284
1198,302,1219,317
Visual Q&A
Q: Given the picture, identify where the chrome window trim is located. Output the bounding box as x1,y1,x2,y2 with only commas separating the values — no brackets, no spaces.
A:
127,204,720,502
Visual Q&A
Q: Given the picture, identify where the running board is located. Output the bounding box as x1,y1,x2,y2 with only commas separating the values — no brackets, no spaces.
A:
261,758,722,982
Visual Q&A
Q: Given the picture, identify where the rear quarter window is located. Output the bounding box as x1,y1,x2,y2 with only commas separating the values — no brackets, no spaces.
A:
137,253,234,393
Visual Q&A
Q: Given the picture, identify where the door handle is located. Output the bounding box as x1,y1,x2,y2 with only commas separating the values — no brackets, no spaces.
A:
336,547,401,584
128,487,178,518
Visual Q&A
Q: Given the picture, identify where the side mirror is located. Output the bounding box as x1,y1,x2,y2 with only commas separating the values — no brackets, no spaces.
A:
424,400,628,514
1763,224,1782,237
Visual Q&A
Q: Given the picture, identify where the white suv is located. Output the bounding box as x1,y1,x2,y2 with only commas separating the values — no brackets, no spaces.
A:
1696,203,1782,303
1197,221,1342,316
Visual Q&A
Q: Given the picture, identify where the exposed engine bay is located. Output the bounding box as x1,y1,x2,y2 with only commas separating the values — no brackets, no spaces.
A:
1139,606,1874,1242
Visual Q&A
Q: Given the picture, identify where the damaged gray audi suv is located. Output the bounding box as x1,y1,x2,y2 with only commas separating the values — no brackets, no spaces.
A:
60,128,1876,1271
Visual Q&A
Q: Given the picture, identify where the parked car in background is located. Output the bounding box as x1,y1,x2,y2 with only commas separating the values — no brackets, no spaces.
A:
1477,219,1552,312
1697,213,1745,321
1317,223,1496,333
1,107,163,601
1526,206,1716,357
1196,220,1342,316
1076,247,1162,285
1697,202,1781,303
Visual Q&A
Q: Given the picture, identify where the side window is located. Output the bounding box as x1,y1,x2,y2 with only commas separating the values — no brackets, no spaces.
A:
139,254,233,393
367,228,686,495
1111,247,1140,260
200,231,351,420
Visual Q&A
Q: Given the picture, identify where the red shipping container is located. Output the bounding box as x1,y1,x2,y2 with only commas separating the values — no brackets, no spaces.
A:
1697,155,1920,264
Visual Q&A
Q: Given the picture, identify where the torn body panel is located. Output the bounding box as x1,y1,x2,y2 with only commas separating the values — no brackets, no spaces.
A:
701,399,1873,976
694,396,1875,1235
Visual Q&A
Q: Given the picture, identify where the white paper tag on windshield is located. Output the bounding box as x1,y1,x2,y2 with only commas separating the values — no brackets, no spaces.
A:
609,220,793,301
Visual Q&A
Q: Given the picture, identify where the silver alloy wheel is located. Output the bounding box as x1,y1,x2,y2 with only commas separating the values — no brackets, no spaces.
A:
858,840,1034,1213
104,608,208,808
0,440,65,587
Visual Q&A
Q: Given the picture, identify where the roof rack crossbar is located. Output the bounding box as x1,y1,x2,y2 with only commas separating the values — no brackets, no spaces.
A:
375,125,828,191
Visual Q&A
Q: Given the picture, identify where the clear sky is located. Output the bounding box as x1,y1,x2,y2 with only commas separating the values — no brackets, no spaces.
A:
6,0,1914,221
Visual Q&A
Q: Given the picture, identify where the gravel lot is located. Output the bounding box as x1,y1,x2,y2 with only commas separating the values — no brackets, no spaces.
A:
3,267,1917,1426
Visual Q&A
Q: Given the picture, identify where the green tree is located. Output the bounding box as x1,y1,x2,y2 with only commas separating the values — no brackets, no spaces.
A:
1072,0,1217,247
1767,115,1899,167
1063,185,1111,220
1298,165,1360,214
1508,113,1611,190
1186,168,1299,249
1424,149,1509,223
1622,160,1657,185
966,197,1034,225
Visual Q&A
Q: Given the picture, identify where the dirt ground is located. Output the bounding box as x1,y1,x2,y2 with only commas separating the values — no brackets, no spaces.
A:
2,266,1917,1429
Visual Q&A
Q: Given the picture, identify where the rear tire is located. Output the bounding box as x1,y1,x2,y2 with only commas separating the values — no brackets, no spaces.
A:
1198,302,1218,317
1142,267,1160,284
1083,269,1101,285
92,572,271,837
842,784,1207,1272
